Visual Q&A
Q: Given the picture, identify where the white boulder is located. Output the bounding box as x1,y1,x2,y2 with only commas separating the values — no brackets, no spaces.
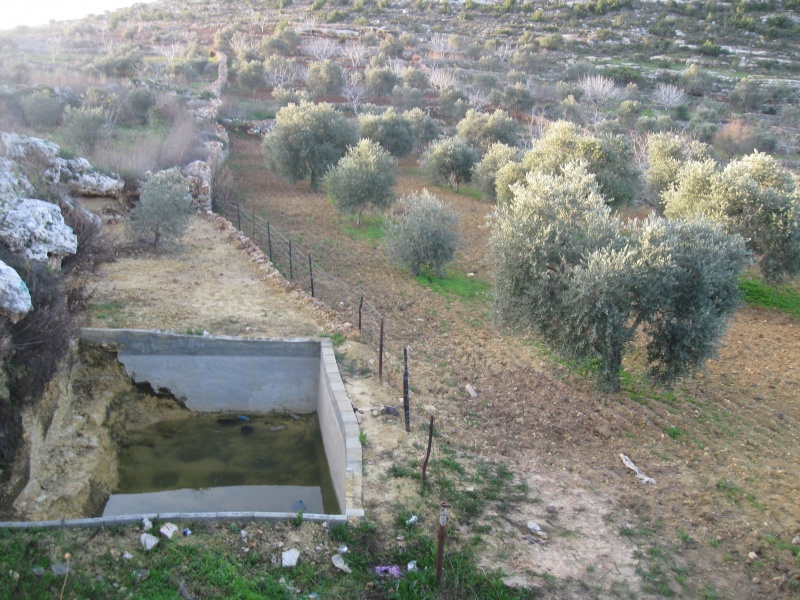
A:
0,157,34,200
0,133,61,189
59,157,124,198
0,260,32,322
0,197,77,263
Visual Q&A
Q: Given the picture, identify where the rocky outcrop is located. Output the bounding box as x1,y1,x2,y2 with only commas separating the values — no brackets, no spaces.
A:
59,157,124,198
0,132,124,198
0,260,32,322
0,157,34,200
0,197,78,265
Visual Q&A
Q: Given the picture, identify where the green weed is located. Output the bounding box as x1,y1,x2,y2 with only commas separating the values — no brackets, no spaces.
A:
739,278,800,317
414,269,490,301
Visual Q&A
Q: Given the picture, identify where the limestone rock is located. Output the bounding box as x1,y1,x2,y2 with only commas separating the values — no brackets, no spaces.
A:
0,197,77,264
183,160,213,212
0,260,32,322
140,533,159,551
281,548,300,568
160,522,179,539
0,133,61,189
0,157,34,200
59,157,124,198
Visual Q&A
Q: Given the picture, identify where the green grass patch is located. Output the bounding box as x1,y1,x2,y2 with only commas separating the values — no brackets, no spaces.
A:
414,269,490,302
340,214,386,246
739,278,800,317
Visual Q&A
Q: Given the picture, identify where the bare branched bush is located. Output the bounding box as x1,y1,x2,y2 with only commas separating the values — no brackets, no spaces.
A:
304,37,339,60
653,83,686,111
342,41,370,68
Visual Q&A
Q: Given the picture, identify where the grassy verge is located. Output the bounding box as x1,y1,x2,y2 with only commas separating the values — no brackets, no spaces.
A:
414,270,490,302
739,278,800,317
0,516,536,600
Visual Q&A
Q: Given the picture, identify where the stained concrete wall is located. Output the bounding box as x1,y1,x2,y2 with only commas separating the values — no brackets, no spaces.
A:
72,329,364,522
80,329,320,413
317,339,363,520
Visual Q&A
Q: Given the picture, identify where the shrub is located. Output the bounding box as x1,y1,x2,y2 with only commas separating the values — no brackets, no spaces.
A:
262,102,358,190
644,132,711,203
62,107,111,154
366,67,399,97
323,139,396,225
306,60,344,99
385,190,461,277
663,152,800,282
127,88,156,125
21,91,63,127
403,108,440,150
131,168,194,249
491,163,750,389
391,84,426,111
455,109,518,154
359,109,414,158
473,142,519,201
728,77,763,112
421,137,479,192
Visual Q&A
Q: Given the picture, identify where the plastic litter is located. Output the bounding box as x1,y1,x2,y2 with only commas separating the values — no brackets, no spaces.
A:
238,415,249,421
620,453,657,484
183,528,192,537
405,515,418,526
382,406,400,417
337,545,348,554
332,554,352,574
407,561,418,572
374,565,402,578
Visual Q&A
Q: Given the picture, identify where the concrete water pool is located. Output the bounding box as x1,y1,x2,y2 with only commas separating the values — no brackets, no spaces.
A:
4,329,363,529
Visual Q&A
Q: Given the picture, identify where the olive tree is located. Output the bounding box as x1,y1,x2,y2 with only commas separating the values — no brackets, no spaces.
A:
358,109,415,158
455,109,518,154
131,168,194,249
306,60,344,99
663,151,800,282
494,120,639,206
420,137,479,192
323,140,396,226
473,142,519,201
262,102,358,190
644,132,711,203
492,162,750,390
385,190,461,277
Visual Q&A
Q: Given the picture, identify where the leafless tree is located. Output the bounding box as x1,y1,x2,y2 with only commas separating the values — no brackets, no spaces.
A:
579,74,621,128
266,57,300,88
304,37,339,60
156,43,183,67
429,33,449,59
653,83,686,111
342,41,371,68
387,58,407,77
342,71,369,114
466,87,490,111
495,44,514,63
256,14,271,35
428,67,458,90
231,31,255,56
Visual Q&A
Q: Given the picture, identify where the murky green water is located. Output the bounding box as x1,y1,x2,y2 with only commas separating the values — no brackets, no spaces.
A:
112,412,339,514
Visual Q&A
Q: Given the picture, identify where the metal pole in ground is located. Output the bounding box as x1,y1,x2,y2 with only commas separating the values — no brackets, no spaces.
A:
236,203,241,230
267,222,273,263
358,296,363,333
378,318,384,383
289,240,293,281
309,254,315,298
422,415,434,486
435,502,450,587
403,347,410,432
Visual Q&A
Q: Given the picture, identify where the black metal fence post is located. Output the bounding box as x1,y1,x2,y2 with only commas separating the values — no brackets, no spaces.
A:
267,222,273,263
309,254,315,298
289,240,293,281
403,347,410,432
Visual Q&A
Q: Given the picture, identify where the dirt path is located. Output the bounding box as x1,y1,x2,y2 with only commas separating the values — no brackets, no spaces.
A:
225,134,800,598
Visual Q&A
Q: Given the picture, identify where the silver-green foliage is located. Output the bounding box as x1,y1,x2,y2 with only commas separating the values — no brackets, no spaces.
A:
455,109,518,154
62,107,111,154
323,139,396,226
494,120,639,207
131,168,194,249
358,109,414,158
385,190,461,277
262,102,357,190
663,151,800,282
420,137,479,192
644,132,711,203
473,142,519,202
492,163,750,389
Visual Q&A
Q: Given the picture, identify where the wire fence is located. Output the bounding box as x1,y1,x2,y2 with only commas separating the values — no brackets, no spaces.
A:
217,199,386,354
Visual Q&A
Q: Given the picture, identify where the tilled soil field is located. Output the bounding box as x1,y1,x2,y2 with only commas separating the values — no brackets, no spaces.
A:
222,134,800,598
